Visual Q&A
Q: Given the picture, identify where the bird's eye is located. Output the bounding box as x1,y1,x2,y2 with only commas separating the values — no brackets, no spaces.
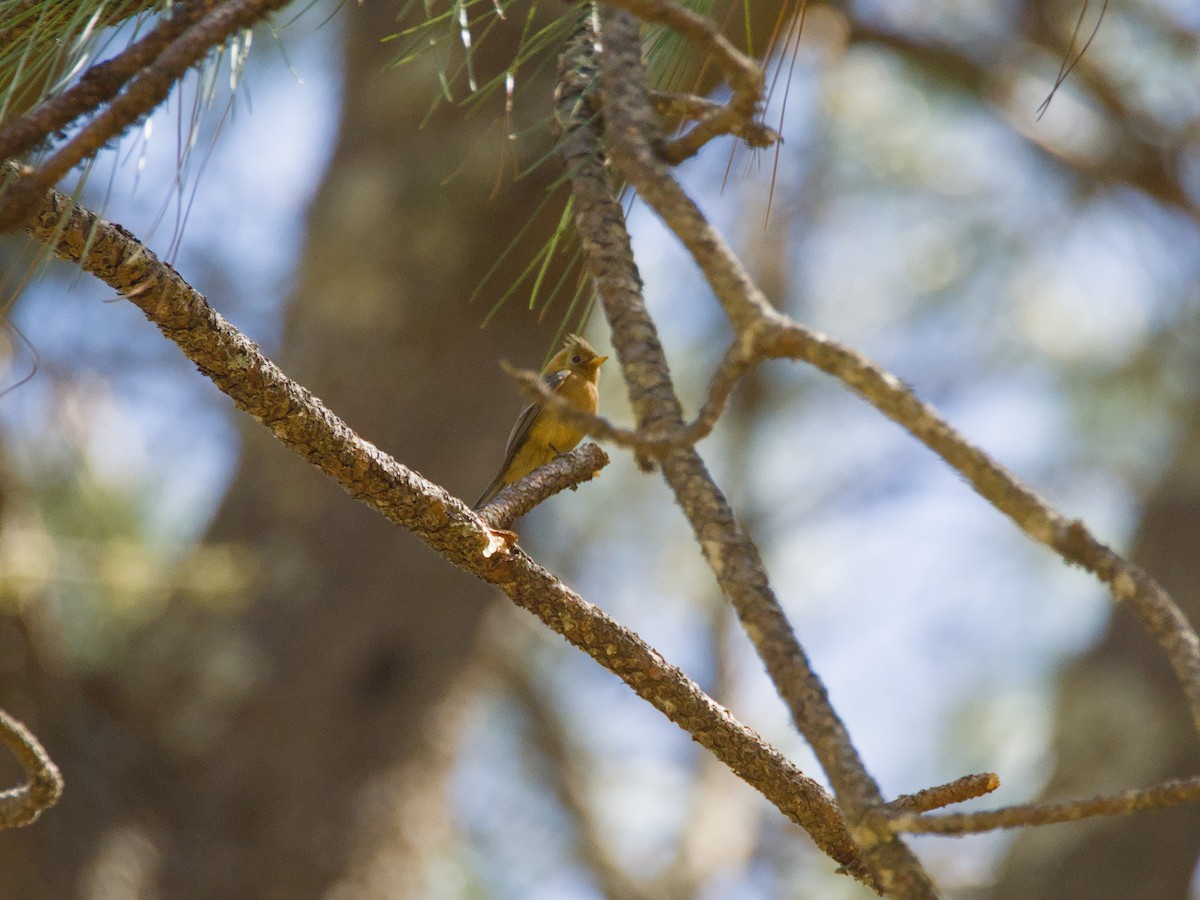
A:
571,354,582,364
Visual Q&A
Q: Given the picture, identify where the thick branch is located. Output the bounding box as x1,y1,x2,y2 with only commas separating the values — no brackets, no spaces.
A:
589,0,1200,758
512,309,1200,742
591,7,780,337
570,4,1200,881
19,179,865,880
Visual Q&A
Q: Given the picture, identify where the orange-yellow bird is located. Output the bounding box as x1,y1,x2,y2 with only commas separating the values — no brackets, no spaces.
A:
474,334,607,509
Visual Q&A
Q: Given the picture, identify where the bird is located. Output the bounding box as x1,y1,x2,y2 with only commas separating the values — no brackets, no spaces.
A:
473,333,608,509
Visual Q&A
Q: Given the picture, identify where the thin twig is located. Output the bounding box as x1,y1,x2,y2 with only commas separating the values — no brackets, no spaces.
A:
887,776,1200,835
19,175,867,880
0,707,63,829
763,321,1200,737
648,89,779,153
886,773,1000,815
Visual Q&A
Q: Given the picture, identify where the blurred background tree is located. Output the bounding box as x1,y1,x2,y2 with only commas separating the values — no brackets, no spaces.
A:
0,0,1198,897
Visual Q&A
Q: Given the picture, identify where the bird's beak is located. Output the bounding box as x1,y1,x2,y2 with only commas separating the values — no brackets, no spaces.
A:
592,356,608,368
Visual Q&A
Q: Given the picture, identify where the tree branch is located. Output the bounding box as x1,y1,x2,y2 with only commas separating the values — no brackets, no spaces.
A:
0,708,62,829
0,1,217,163
761,321,1200,737
885,773,1000,816
583,0,1200,754
475,442,610,529
604,0,768,163
887,776,1200,835
648,90,779,160
575,0,1200,889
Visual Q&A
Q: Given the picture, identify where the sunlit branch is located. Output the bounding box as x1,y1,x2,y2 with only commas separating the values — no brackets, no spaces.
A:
593,0,1200,754
591,9,938,895
0,0,149,50
589,0,1200,886
885,773,1000,815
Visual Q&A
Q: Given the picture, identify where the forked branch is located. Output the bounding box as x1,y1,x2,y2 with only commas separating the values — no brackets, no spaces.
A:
606,0,771,162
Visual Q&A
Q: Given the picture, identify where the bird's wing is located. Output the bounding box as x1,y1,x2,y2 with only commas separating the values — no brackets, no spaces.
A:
473,370,570,509
497,368,569,468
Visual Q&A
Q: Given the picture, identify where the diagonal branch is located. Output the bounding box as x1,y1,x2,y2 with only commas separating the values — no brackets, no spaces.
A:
0,1,217,163
18,176,868,883
517,310,1199,747
761,321,1200,737
475,442,610,529
885,773,1000,816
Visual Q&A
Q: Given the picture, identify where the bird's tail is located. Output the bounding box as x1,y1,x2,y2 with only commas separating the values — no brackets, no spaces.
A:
472,477,504,511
